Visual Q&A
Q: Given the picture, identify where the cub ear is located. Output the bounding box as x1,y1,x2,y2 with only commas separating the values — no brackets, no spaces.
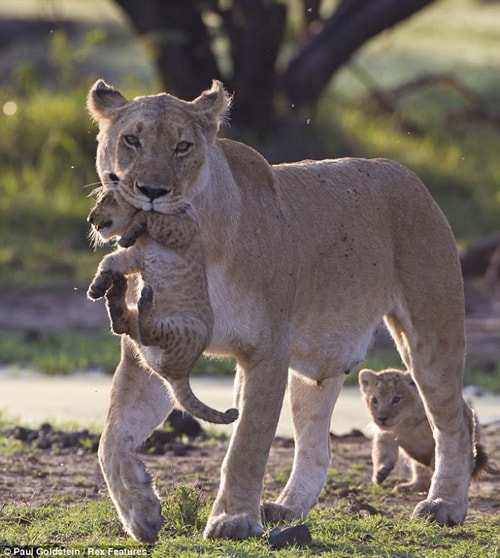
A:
191,80,232,134
88,79,127,121
358,369,376,390
404,372,418,389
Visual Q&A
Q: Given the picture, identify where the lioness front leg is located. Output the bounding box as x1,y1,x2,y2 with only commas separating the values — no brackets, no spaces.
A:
99,337,173,543
387,299,472,525
262,373,344,523
204,351,289,540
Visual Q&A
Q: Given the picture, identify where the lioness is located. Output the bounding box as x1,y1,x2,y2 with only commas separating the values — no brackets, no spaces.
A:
359,368,487,492
87,189,238,425
87,79,474,542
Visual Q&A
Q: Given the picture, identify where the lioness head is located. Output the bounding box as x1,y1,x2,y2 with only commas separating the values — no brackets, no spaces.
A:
87,79,231,214
88,190,138,247
358,368,425,430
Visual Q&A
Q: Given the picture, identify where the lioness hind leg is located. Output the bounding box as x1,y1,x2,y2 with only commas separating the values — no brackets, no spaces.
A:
99,337,173,543
262,373,344,523
385,303,472,526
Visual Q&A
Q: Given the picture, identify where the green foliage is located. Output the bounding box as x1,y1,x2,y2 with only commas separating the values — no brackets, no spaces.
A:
0,81,102,288
167,483,207,532
0,331,121,374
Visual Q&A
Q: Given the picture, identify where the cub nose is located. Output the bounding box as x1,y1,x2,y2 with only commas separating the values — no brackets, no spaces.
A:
137,184,169,201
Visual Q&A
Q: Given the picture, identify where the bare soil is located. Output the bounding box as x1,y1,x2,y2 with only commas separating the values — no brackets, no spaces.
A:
1,429,499,521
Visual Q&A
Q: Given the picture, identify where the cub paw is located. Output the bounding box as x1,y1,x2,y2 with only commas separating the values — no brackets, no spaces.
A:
138,285,155,346
138,285,154,311
413,498,467,526
105,274,130,335
374,465,393,485
87,270,118,300
203,512,263,540
118,233,136,249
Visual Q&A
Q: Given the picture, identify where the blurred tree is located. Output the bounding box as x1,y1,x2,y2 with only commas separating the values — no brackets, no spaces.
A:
114,0,435,133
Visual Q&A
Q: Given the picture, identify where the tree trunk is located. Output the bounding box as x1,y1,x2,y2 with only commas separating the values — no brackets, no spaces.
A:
221,0,286,131
281,0,436,107
115,0,221,100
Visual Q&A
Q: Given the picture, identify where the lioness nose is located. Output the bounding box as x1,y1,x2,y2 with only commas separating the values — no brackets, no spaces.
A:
137,184,169,201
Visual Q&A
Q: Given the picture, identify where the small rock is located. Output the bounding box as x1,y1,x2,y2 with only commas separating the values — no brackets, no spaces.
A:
268,524,312,549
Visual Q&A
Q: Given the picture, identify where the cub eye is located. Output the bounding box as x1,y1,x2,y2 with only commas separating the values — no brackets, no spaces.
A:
123,134,140,148
371,397,378,407
175,141,192,155
391,396,401,405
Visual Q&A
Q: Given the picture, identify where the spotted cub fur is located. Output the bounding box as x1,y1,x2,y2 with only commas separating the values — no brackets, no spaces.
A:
87,189,238,425
359,368,488,492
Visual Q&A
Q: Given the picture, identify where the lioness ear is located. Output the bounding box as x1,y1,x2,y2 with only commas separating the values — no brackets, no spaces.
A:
191,80,232,134
88,79,127,121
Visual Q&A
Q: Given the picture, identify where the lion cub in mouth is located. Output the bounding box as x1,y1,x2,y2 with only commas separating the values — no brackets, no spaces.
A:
87,189,238,425
359,368,488,492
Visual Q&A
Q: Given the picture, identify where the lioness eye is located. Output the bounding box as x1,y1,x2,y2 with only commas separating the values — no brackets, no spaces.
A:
123,134,140,148
392,396,401,405
175,141,192,155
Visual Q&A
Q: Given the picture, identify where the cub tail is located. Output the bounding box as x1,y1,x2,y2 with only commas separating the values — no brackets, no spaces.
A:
168,377,239,425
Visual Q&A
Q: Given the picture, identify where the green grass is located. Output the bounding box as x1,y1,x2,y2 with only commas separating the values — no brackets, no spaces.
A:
0,330,121,374
2,493,499,556
0,329,235,375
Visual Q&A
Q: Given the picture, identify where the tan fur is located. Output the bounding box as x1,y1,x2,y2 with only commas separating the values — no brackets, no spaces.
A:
87,79,475,543
87,190,238,425
360,368,449,492
359,368,491,492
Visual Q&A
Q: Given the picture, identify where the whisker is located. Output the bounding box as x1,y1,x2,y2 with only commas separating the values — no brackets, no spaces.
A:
83,181,103,190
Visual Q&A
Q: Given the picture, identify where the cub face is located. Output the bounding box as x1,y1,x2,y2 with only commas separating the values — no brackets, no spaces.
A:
88,190,138,244
358,368,425,430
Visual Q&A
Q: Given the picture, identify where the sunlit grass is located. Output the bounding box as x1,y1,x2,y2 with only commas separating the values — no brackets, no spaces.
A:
1,496,499,556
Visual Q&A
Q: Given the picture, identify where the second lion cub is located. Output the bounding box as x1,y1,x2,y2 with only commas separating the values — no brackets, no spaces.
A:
359,368,488,492
87,189,238,425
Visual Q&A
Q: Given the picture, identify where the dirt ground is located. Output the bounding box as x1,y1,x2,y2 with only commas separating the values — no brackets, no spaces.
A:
1,429,499,522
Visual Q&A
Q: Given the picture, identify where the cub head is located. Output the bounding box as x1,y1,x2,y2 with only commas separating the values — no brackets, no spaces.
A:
358,368,425,429
87,79,231,214
88,190,138,247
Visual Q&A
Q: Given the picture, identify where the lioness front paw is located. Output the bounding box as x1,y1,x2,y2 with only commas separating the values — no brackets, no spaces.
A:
413,498,467,526
203,512,263,540
123,502,163,544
